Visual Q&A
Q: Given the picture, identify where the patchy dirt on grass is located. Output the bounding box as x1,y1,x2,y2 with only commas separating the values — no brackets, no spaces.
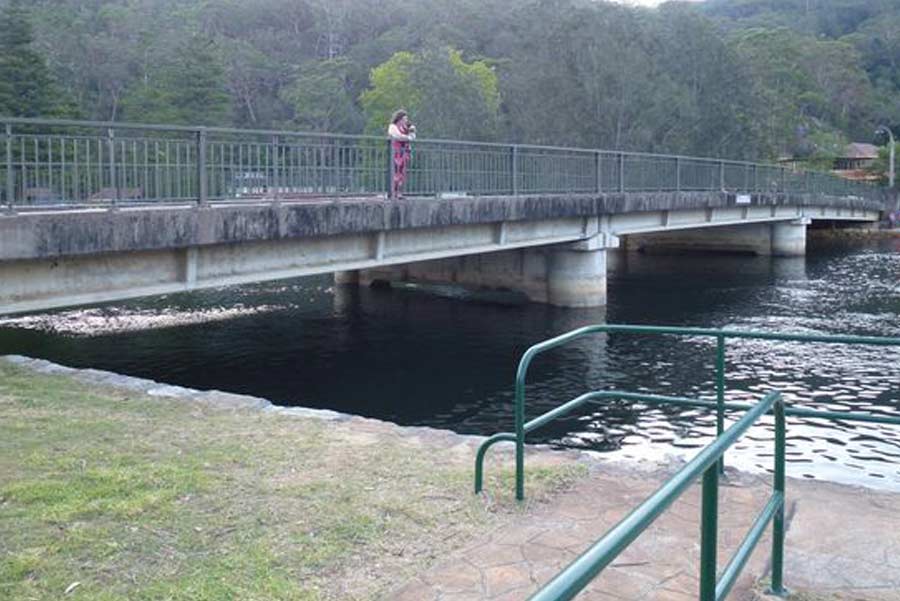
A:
0,358,586,601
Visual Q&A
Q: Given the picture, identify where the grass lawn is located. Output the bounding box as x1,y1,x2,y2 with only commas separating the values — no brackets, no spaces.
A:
0,360,583,600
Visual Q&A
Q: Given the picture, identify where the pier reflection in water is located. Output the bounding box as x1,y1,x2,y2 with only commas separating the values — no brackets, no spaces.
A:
1,237,898,490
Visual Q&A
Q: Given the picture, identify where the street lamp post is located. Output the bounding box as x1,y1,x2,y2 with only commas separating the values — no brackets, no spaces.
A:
876,126,895,189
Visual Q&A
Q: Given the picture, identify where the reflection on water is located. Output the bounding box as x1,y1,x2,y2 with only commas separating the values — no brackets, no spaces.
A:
1,237,899,490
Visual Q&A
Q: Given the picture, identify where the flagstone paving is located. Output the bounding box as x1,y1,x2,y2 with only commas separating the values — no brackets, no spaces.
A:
390,461,900,601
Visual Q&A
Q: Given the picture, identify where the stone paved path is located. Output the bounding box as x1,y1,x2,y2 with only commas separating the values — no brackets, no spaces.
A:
389,461,900,601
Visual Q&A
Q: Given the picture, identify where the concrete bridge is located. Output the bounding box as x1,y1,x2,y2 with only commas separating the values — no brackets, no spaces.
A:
0,118,885,315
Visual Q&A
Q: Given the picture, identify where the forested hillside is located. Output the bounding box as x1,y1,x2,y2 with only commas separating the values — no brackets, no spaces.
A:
1,0,898,162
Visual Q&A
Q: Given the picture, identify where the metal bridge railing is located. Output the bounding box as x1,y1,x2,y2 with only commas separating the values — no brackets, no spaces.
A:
0,116,884,211
474,324,900,601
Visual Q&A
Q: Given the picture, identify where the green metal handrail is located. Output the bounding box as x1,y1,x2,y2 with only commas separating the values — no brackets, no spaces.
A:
474,324,900,502
527,390,786,601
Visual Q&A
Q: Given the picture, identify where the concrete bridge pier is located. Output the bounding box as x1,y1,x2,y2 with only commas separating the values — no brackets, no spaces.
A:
351,234,619,307
771,218,810,257
546,239,611,308
334,270,361,285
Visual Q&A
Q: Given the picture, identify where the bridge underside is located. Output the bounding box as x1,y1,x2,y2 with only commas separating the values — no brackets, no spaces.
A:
0,193,881,314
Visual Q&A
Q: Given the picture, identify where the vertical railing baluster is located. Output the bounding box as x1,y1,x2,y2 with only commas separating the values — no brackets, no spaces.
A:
272,134,280,201
385,138,393,198
59,137,66,202
131,139,137,198
511,145,518,196
48,135,53,197
108,128,118,209
197,128,208,206
699,465,719,601
719,160,725,191
5,123,13,213
73,138,80,203
95,138,102,200
596,151,602,194
675,156,681,193
618,152,625,193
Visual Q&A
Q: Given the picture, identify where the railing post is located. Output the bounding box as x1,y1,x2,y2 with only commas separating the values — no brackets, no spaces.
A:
385,138,393,199
5,122,13,213
515,385,526,501
753,164,758,192
699,465,719,601
780,166,786,194
196,128,208,206
719,160,726,191
770,400,787,596
675,156,681,193
107,128,119,209
595,151,602,194
511,144,519,196
716,334,726,473
618,152,625,193
271,134,280,202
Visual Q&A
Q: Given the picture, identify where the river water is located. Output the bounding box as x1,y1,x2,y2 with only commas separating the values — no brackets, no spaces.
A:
2,237,899,490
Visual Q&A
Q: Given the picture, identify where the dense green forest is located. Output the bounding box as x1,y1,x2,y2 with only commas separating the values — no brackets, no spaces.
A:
1,0,898,162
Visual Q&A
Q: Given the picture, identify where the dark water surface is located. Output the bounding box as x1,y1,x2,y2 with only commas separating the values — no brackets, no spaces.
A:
2,237,900,490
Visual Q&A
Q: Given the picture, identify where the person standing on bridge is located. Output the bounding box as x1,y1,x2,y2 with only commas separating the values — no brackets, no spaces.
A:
388,109,416,199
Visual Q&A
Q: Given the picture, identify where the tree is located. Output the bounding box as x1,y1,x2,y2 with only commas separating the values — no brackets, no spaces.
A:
282,58,363,132
359,46,500,140
730,27,873,156
122,35,231,126
0,0,61,117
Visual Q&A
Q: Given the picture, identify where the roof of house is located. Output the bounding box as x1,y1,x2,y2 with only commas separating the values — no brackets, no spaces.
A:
842,143,879,160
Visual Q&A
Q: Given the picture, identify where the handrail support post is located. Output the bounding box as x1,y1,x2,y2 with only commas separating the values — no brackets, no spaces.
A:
385,138,393,199
769,400,788,596
108,128,119,211
511,145,519,196
618,152,625,193
515,390,526,502
4,122,14,214
271,134,280,203
675,156,681,193
716,334,726,473
699,465,719,601
197,128,208,206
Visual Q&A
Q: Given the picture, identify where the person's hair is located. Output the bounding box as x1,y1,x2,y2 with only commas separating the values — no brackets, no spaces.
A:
390,109,408,124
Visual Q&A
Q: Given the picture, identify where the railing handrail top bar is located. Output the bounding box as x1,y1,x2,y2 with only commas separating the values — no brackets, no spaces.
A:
522,323,900,363
603,323,900,344
515,323,900,397
0,115,877,180
528,390,782,601
0,116,388,141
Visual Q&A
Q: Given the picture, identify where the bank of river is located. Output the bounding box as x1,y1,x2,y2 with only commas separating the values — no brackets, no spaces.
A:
1,236,899,491
3,356,899,601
